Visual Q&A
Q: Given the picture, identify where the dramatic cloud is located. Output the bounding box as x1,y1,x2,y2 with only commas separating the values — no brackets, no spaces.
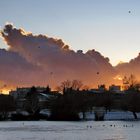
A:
0,24,118,90
0,49,45,86
116,53,140,81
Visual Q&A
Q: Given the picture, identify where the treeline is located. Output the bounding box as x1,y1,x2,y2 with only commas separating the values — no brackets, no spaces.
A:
0,88,140,121
0,75,140,121
47,89,140,120
0,94,15,120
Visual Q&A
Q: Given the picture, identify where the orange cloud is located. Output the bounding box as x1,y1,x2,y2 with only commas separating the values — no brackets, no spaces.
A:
0,23,123,90
116,53,140,81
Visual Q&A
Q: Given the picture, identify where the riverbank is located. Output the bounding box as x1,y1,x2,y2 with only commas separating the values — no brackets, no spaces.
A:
80,111,140,121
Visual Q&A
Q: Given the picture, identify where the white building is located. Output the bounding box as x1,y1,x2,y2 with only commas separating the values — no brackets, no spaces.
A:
9,87,48,99
109,85,122,93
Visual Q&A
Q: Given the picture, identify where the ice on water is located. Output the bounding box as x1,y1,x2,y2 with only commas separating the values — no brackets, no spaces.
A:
0,121,139,140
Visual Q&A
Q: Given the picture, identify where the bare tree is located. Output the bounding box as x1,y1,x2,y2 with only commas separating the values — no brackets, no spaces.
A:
61,80,72,89
57,80,83,93
123,74,138,90
71,80,83,90
25,87,40,115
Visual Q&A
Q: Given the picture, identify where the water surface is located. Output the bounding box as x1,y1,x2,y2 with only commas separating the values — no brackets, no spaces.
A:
0,121,139,140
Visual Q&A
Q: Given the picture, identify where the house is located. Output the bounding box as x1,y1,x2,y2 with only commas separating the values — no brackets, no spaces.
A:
9,88,30,99
109,85,122,93
9,87,57,113
89,85,106,94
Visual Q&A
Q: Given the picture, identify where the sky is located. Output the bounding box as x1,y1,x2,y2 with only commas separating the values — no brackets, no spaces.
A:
0,0,140,66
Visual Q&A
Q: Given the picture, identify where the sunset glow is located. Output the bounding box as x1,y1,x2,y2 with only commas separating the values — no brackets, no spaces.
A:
113,75,123,81
0,2,140,140
1,89,10,94
0,0,139,93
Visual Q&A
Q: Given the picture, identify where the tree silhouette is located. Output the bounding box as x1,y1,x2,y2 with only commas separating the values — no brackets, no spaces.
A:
57,80,83,93
121,92,140,119
47,93,80,120
0,95,15,120
25,86,40,116
123,74,138,91
43,85,51,94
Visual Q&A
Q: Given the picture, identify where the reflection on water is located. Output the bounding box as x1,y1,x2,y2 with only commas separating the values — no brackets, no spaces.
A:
0,121,139,140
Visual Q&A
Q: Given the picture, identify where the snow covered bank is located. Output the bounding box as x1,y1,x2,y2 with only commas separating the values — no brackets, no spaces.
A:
80,111,140,120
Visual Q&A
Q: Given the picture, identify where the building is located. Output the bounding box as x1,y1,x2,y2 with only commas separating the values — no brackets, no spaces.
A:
89,85,106,93
9,87,55,113
9,87,48,99
109,85,122,93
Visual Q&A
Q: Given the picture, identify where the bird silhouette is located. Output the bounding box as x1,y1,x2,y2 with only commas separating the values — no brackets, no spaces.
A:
97,72,99,75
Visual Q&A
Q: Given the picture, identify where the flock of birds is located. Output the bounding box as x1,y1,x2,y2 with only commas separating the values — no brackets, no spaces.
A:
86,124,134,129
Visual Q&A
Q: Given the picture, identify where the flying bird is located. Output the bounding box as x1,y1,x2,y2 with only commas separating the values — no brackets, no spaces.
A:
50,72,53,75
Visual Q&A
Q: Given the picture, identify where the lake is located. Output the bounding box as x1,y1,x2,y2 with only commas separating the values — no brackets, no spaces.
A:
0,121,139,140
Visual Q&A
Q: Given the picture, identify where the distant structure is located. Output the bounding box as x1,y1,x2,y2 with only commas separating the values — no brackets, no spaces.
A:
9,87,48,99
109,85,122,93
9,86,58,115
89,85,106,93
